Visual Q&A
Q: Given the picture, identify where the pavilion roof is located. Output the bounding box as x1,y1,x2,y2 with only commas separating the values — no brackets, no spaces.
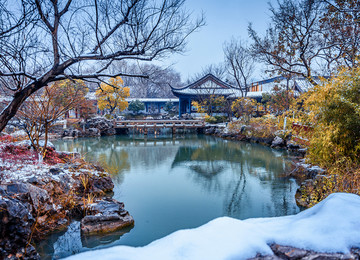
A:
171,74,240,97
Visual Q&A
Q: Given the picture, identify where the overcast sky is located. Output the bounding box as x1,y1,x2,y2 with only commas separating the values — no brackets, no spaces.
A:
161,0,275,82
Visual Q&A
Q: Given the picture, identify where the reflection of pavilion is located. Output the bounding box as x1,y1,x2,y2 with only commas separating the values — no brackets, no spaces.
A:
171,145,228,177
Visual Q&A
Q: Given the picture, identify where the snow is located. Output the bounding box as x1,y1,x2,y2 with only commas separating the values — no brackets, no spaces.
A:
0,144,103,184
65,193,360,260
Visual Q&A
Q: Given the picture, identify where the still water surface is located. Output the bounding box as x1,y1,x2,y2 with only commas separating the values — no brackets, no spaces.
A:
39,134,300,259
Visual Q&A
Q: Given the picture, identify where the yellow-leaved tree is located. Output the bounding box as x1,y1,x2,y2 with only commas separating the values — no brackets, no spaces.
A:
231,97,257,124
294,67,360,206
95,77,130,115
302,68,360,166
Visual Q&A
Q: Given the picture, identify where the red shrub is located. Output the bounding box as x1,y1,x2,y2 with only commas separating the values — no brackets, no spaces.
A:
0,144,38,163
44,148,65,165
0,135,14,143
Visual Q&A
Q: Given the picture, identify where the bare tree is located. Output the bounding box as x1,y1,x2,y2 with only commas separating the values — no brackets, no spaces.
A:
189,63,227,83
223,38,254,97
0,0,204,132
320,0,360,69
125,64,182,98
17,80,87,157
248,0,329,85
0,0,35,38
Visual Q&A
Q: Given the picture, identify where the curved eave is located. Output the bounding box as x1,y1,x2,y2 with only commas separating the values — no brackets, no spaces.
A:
171,74,235,92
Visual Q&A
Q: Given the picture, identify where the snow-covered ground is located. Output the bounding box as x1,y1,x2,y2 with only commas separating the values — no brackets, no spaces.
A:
65,193,360,260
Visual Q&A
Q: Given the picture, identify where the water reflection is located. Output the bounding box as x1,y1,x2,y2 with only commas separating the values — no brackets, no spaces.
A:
44,135,300,259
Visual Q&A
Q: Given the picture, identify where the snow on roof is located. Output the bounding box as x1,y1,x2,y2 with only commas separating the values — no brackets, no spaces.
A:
85,92,179,102
172,74,320,98
65,193,360,260
172,74,238,97
126,98,179,103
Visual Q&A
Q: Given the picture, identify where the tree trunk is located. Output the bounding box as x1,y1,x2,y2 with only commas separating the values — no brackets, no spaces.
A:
0,90,33,132
0,70,55,132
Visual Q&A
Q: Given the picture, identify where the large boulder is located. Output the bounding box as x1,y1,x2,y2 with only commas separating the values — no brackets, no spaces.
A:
0,183,50,211
62,128,83,138
82,117,115,136
85,117,113,130
271,136,285,148
80,199,134,235
0,188,40,259
0,183,69,236
101,128,116,136
85,127,101,137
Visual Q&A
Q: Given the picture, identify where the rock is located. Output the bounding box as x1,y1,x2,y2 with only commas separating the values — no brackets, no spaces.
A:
295,163,326,179
240,125,247,133
205,127,215,135
63,128,82,138
57,151,81,160
101,128,116,136
271,136,285,148
298,148,307,156
250,136,274,146
287,140,300,150
87,199,126,215
270,244,308,259
81,214,134,235
49,167,63,175
81,117,116,136
0,188,40,259
4,124,16,134
80,199,134,235
85,117,114,131
90,176,114,194
0,183,50,211
85,127,101,137
249,255,282,260
181,113,193,120
63,136,75,140
251,244,360,260
27,176,40,184
307,166,326,178
223,127,229,134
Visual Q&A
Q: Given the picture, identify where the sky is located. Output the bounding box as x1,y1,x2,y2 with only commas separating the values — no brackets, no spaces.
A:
161,0,275,82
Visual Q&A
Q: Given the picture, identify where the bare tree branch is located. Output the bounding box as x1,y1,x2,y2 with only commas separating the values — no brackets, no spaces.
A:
0,0,204,131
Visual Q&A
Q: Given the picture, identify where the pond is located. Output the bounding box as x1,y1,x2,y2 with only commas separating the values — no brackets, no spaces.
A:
37,134,300,259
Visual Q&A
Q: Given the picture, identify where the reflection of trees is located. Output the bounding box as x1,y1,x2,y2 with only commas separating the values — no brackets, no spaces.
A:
53,136,182,181
225,163,247,217
172,135,299,218
172,137,291,181
53,135,300,222
96,150,130,183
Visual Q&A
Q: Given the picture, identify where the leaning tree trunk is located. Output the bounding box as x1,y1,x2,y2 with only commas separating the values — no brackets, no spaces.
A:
0,68,57,132
0,90,34,132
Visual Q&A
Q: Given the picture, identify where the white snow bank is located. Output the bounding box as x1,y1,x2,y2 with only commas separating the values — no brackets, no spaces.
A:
65,193,360,260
